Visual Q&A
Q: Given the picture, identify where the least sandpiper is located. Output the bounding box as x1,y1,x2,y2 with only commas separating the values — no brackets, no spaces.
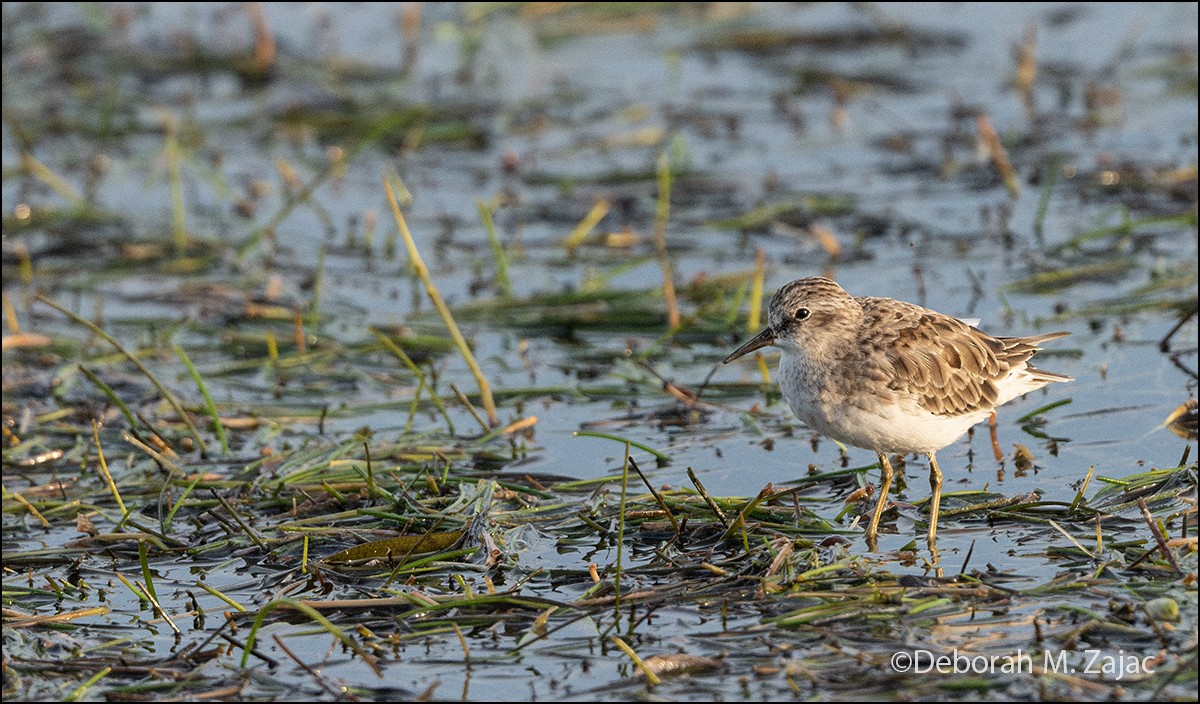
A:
723,277,1071,547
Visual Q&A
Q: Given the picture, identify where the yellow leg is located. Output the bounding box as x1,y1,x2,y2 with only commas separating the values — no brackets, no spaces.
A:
927,451,943,547
867,453,894,549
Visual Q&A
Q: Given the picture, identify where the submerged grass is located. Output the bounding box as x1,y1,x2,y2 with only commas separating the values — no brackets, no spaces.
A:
386,176,498,427
2,3,1197,703
35,295,208,455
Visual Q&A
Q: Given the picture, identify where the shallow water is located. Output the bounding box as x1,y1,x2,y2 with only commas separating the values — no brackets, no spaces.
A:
3,2,1196,701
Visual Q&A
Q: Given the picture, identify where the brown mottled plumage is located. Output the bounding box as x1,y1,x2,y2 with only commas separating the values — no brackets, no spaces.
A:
724,277,1071,548
857,296,1070,417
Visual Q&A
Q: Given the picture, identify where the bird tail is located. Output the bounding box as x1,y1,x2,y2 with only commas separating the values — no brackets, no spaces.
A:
1013,331,1073,383
1025,365,1073,383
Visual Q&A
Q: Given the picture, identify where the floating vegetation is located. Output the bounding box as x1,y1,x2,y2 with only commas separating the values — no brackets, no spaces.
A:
274,102,490,150
692,25,968,55
2,3,1196,702
1164,399,1198,441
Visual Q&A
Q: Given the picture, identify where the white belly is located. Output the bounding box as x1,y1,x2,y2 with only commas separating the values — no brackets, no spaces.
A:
777,353,986,454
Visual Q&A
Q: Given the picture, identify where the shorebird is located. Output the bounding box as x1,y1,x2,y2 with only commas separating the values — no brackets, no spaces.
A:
724,277,1071,547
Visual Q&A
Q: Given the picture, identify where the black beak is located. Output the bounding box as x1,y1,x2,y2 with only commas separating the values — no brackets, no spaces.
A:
722,327,776,363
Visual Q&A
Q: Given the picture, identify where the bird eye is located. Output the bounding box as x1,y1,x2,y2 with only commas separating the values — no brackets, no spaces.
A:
793,308,810,321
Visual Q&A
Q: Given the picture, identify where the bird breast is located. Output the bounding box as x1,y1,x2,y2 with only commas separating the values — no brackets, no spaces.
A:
776,350,986,454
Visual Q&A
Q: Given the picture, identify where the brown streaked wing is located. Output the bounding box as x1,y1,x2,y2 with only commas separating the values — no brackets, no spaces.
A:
859,297,1037,417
